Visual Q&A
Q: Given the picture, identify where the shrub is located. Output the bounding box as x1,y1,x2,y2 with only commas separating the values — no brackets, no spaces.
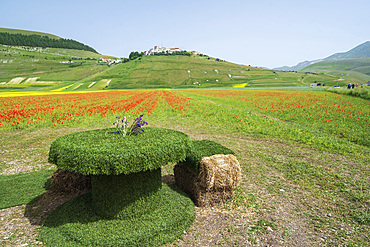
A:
326,87,370,100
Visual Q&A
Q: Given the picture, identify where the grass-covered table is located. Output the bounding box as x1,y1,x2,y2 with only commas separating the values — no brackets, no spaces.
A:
41,127,195,246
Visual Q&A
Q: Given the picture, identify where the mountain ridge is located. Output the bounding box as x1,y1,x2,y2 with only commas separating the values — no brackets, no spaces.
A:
325,41,370,60
273,41,370,71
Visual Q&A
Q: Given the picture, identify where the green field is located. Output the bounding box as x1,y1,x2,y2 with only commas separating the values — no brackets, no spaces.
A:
301,58,370,84
0,89,369,246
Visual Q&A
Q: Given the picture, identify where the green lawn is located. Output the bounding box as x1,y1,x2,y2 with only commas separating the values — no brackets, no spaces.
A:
0,169,55,209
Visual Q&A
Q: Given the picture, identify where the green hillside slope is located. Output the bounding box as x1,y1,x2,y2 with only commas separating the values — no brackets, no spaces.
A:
301,58,370,84
1,48,341,91
0,26,342,91
0,44,115,89
325,41,370,60
0,28,97,53
0,27,61,39
76,55,339,90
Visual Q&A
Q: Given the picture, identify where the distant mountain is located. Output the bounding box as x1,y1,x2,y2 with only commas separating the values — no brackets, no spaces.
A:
274,41,370,71
325,41,370,60
273,59,321,71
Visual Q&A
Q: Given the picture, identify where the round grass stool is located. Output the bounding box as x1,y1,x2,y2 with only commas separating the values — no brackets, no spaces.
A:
43,127,195,246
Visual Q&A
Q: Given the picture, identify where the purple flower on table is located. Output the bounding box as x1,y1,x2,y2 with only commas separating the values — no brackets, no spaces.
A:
106,114,147,137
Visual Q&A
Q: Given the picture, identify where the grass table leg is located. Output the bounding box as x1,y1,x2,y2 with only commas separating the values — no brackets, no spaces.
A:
91,168,162,219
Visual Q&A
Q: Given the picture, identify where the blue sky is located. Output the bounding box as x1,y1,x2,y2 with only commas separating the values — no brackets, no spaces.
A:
1,0,369,68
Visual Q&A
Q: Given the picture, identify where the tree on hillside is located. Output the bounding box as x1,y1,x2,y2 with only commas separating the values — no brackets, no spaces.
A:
129,51,143,60
0,32,98,53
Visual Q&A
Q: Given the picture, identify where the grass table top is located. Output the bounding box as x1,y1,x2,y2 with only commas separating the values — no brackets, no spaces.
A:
48,127,192,175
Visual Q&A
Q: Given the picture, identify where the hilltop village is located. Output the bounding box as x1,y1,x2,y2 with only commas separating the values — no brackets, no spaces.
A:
144,46,201,56
97,46,202,66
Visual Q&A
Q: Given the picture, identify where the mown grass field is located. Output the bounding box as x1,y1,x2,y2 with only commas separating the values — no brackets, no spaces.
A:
0,89,369,246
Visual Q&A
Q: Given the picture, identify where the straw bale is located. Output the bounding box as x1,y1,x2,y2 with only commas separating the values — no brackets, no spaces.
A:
174,154,241,207
194,186,234,207
51,169,91,193
198,154,241,190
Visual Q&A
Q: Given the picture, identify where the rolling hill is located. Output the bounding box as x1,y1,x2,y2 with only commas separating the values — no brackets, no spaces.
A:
0,28,343,91
300,58,370,83
0,44,112,86
0,27,61,39
0,28,118,91
0,46,340,91
0,27,97,53
75,55,338,90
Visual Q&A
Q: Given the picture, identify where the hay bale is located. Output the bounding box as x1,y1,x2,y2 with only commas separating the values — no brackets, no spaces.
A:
174,154,241,207
198,154,241,190
194,186,234,207
51,169,91,193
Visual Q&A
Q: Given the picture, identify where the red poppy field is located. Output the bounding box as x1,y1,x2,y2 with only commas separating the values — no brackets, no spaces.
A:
1,89,369,155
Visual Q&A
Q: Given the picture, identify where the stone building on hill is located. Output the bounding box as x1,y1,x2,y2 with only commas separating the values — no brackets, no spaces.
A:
144,46,182,55
144,46,201,56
